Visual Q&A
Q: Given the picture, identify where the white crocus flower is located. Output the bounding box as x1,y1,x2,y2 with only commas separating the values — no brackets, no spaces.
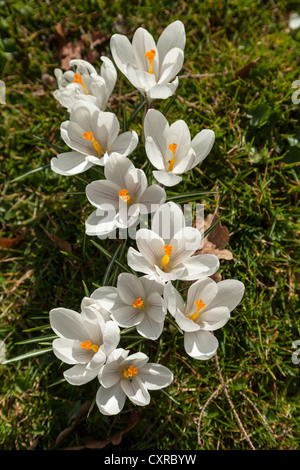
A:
110,20,185,101
85,155,166,237
96,348,173,415
49,304,120,385
164,277,245,360
53,57,117,112
127,201,220,282
50,100,138,176
91,273,167,340
144,109,215,186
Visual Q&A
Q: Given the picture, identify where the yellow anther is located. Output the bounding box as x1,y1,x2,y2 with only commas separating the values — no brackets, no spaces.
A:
187,298,206,322
81,340,99,353
119,189,131,203
145,49,156,74
168,143,177,172
161,245,173,268
133,298,144,309
73,73,90,94
83,131,102,155
123,365,138,378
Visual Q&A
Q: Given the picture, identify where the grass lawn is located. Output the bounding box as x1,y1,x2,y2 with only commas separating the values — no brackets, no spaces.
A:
0,0,299,450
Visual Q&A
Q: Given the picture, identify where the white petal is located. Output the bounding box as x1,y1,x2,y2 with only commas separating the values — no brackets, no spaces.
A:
191,129,215,165
96,383,126,415
117,272,145,305
96,111,120,150
186,277,218,314
121,351,149,369
175,309,200,332
64,363,100,385
124,168,148,202
111,305,144,327
144,109,168,156
99,361,122,388
52,338,86,364
207,279,245,312
135,228,165,265
172,147,196,174
146,291,166,323
184,330,219,360
157,20,186,63
100,56,117,99
163,281,185,316
138,363,174,390
158,47,184,85
169,226,202,268
120,375,151,407
90,286,123,313
132,27,159,77
147,77,179,100
198,306,230,331
104,154,134,187
136,315,164,340
109,131,138,158
60,120,95,156
50,151,92,176
50,308,88,341
151,201,185,243
127,247,156,276
138,184,166,213
110,34,136,76
85,208,117,237
86,179,120,210
126,62,156,94
145,136,165,170
167,119,191,164
152,170,182,187
103,320,121,356
140,275,165,297
180,254,220,281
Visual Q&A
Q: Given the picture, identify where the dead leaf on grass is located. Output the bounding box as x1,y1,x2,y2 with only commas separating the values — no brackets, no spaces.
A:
196,212,233,261
41,226,72,253
61,409,141,450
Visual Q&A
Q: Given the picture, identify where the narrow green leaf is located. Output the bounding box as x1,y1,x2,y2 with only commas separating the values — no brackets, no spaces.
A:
2,347,52,364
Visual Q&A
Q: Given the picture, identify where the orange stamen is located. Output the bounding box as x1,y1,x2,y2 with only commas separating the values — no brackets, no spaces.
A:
187,298,206,322
81,340,99,353
162,245,173,268
119,189,131,203
123,365,138,378
83,131,102,155
132,298,144,309
145,49,156,74
168,143,177,171
73,73,89,94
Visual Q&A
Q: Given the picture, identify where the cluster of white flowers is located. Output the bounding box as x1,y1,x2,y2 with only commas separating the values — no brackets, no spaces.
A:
49,21,245,416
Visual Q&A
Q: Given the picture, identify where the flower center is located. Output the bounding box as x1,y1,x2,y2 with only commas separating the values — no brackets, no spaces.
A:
83,131,103,155
145,49,156,74
187,298,206,322
162,244,173,269
73,73,90,94
123,365,138,378
168,143,177,171
80,340,99,354
119,188,131,203
132,297,144,308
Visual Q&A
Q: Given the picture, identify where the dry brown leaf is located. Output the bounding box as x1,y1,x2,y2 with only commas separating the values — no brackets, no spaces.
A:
61,409,141,450
196,213,233,261
234,57,262,79
42,227,72,253
0,237,21,248
55,401,91,446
